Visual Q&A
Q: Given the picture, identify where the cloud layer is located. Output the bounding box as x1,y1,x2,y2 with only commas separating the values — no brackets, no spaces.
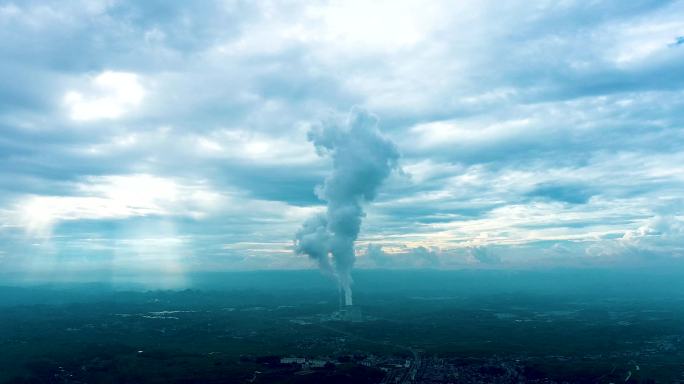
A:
1,0,683,282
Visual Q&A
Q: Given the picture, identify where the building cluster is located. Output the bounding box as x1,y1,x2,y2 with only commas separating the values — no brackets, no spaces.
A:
277,355,572,383
279,357,330,370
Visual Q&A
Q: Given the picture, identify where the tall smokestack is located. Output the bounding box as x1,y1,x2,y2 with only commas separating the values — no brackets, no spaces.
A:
294,108,399,307
344,286,352,306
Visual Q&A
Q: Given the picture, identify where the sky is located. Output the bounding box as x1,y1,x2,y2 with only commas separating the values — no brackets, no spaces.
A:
1,0,683,283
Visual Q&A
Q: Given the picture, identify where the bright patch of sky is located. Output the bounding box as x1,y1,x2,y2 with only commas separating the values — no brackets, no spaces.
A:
64,71,145,121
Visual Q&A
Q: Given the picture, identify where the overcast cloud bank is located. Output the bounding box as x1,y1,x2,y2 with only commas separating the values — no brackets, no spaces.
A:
1,0,683,283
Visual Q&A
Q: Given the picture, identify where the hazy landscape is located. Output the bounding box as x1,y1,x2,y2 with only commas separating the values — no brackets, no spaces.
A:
2,269,684,383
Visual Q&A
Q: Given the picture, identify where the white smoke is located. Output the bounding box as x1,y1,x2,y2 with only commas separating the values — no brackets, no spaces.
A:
294,108,399,306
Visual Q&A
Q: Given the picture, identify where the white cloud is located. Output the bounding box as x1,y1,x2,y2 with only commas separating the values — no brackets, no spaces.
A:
409,118,534,149
611,20,684,65
64,71,145,121
620,215,684,256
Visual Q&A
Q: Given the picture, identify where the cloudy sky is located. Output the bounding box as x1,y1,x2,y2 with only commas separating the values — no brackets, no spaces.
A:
1,0,683,282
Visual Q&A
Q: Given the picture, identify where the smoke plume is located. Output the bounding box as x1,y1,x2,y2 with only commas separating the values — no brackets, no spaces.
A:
295,108,399,306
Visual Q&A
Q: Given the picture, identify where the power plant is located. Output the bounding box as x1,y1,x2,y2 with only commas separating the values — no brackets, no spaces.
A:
334,287,363,322
294,108,399,307
334,305,363,322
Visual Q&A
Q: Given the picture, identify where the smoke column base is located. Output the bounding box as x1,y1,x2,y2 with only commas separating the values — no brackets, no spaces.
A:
344,286,352,306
